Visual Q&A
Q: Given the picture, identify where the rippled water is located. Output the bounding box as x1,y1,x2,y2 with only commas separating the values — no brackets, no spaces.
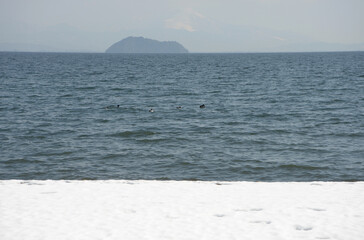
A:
0,52,363,181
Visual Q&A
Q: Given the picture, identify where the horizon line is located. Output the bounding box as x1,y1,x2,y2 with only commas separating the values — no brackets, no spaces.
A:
1,50,364,54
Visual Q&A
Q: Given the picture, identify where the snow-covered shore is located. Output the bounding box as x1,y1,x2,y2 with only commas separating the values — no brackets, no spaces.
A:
1,180,363,240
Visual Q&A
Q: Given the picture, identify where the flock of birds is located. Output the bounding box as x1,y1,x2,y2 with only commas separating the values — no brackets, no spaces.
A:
106,104,206,112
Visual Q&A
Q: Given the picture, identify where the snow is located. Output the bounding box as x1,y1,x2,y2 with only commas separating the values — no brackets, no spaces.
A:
1,180,363,240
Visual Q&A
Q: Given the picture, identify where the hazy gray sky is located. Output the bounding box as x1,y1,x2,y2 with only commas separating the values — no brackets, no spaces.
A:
1,0,364,52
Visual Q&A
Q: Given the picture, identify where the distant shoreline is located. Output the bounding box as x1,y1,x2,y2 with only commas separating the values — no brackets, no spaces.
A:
1,50,364,54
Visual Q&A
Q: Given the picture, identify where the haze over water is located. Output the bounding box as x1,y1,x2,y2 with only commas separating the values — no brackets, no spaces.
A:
0,52,363,181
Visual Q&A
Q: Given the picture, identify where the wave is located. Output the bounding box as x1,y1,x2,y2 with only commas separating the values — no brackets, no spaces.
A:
277,164,328,171
2,158,43,164
107,130,157,138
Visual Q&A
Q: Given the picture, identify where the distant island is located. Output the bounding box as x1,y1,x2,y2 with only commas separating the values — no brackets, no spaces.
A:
105,37,188,53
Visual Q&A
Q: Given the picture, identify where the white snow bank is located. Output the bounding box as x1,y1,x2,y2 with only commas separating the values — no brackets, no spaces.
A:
0,181,363,240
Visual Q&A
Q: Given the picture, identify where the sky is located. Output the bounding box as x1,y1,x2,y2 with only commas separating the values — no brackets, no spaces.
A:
1,0,364,52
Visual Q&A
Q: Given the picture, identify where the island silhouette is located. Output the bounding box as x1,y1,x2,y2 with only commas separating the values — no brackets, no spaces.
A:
105,36,188,53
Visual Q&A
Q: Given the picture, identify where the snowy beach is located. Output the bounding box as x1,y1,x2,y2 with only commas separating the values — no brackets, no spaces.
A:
1,181,363,240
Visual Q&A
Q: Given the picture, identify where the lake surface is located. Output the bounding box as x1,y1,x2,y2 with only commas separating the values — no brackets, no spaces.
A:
0,52,363,181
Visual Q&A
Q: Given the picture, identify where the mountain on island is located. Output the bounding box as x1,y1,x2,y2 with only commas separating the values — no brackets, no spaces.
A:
105,36,188,53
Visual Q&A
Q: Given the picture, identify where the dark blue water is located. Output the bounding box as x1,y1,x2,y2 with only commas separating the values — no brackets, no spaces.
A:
1,52,363,181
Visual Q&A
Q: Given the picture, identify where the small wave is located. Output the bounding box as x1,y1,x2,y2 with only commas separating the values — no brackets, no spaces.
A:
75,86,97,90
95,118,110,123
103,105,140,113
244,165,267,171
226,166,255,174
155,177,171,180
268,129,292,134
60,94,73,97
174,92,199,96
224,121,242,126
181,177,200,181
278,164,327,170
76,134,96,138
21,134,47,140
28,94,42,98
102,153,128,160
110,88,124,91
176,161,196,166
137,138,168,143
2,158,43,164
49,129,76,136
87,71,104,76
32,151,74,157
80,177,98,180
312,132,364,138
108,130,156,138
253,112,281,118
